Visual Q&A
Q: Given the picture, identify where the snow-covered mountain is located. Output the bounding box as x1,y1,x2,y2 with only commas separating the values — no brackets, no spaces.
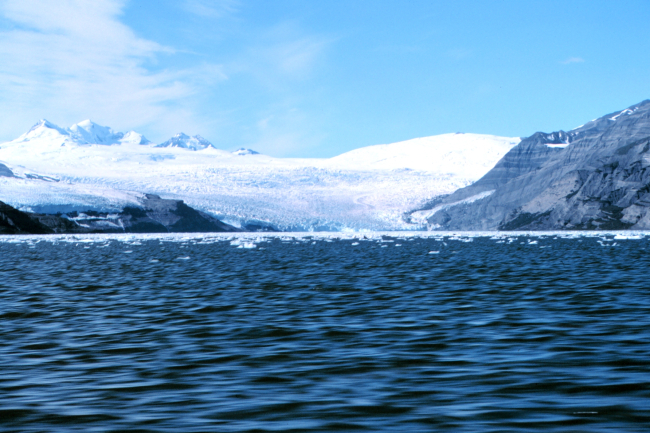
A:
14,119,153,148
156,133,215,150
0,120,519,231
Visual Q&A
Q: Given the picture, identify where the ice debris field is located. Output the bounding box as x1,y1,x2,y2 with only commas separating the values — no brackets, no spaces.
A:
2,231,648,252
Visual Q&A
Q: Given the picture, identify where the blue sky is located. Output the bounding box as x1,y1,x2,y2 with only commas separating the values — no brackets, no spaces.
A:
0,0,648,157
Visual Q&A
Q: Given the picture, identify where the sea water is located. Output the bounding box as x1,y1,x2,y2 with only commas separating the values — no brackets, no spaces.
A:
1,232,649,432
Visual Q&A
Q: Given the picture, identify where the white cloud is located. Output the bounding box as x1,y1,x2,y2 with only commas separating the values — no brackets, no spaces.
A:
0,0,226,142
561,57,585,65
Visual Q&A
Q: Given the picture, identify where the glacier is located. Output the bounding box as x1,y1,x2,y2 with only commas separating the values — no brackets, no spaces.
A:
0,120,519,231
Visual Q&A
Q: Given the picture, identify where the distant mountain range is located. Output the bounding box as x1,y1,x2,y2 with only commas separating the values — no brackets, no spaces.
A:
413,99,650,230
0,120,518,231
8,98,649,233
11,119,250,153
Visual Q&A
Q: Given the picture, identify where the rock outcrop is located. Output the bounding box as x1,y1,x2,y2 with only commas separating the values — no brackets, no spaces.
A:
117,194,240,233
0,163,15,177
419,99,650,230
0,195,240,234
0,201,53,234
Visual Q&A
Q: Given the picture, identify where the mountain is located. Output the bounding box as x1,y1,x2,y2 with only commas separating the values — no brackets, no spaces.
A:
414,99,650,230
156,133,215,150
6,119,153,149
0,119,518,231
329,133,518,176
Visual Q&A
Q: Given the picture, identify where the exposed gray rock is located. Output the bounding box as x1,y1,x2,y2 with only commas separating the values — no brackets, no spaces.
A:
0,163,14,177
421,99,650,230
119,194,240,233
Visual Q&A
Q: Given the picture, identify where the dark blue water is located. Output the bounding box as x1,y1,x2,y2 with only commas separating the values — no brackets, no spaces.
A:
1,233,649,432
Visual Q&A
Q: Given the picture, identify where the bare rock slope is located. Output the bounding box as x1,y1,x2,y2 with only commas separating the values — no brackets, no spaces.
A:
421,99,650,230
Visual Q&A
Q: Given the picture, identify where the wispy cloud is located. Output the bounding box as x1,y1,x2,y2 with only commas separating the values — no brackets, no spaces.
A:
232,22,334,89
561,57,585,65
0,0,226,141
183,0,239,18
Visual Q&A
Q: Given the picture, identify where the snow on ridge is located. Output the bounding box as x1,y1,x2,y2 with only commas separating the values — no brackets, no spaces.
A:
233,148,260,155
326,133,520,175
409,190,496,227
609,108,638,121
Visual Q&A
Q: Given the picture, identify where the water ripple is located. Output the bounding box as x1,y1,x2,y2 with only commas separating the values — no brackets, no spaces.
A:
0,234,649,431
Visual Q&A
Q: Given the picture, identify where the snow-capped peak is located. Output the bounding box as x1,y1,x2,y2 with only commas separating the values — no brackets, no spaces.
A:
121,131,153,146
69,120,124,145
6,119,154,148
232,148,259,155
156,133,215,151
17,119,70,142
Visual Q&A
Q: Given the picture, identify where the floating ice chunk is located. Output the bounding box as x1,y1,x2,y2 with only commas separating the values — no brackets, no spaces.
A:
176,256,190,260
613,234,643,240
429,251,439,254
351,242,359,246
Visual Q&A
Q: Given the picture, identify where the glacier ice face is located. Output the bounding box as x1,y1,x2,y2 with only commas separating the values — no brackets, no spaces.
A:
0,120,519,231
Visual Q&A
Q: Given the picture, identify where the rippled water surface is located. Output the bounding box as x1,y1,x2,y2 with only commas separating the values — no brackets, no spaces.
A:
1,232,649,432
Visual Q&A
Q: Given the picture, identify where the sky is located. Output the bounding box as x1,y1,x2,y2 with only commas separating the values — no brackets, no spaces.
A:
0,0,649,157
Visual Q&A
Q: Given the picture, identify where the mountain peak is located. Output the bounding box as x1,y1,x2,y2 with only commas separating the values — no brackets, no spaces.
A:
156,133,215,151
69,120,124,145
121,131,153,145
232,148,259,155
17,119,70,143
75,119,94,127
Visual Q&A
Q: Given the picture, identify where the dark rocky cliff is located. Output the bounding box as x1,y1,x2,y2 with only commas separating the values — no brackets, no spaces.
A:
422,99,650,230
0,195,240,234
0,201,53,234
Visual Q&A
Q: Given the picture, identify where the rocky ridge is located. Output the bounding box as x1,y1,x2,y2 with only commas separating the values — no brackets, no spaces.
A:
416,99,650,230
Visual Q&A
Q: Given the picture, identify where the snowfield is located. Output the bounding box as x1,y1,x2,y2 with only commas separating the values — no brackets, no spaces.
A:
0,120,519,231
